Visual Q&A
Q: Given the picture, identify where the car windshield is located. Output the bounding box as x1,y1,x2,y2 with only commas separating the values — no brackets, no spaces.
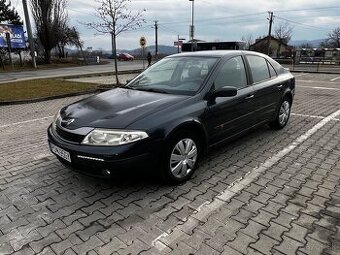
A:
127,56,218,95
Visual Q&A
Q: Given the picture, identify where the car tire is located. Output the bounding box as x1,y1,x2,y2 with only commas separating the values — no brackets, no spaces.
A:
160,131,201,184
269,96,291,130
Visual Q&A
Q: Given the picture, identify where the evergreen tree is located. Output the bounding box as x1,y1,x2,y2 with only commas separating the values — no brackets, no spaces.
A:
0,0,22,25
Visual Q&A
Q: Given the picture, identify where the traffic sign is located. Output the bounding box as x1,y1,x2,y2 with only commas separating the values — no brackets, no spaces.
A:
140,37,146,48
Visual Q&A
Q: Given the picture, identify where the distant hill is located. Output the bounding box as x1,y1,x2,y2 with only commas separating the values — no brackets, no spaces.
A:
120,45,178,55
290,39,325,48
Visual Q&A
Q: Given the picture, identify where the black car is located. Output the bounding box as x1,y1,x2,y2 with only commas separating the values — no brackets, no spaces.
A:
48,51,295,183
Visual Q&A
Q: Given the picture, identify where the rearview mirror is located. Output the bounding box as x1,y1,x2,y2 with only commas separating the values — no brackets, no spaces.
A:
213,86,237,98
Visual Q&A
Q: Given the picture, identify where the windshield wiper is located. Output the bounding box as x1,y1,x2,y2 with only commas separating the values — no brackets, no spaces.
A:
135,87,169,94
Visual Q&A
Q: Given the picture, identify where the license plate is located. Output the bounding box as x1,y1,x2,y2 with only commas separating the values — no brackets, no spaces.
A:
50,143,71,163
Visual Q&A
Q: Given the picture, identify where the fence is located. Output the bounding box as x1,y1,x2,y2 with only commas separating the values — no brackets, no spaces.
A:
275,58,340,74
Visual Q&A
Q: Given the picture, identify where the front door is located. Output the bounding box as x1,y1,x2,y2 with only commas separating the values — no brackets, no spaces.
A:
205,56,256,145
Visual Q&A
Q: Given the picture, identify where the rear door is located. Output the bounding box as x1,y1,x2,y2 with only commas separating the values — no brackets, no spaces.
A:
205,55,257,145
245,54,283,123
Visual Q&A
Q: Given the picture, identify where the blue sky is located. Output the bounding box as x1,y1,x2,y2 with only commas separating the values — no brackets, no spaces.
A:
13,0,340,50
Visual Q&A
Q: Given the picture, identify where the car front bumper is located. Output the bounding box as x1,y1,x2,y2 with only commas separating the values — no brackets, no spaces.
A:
47,125,162,177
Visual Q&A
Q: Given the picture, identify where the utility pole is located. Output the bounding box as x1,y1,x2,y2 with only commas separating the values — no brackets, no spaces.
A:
154,20,158,56
22,0,36,68
189,0,195,51
267,11,274,56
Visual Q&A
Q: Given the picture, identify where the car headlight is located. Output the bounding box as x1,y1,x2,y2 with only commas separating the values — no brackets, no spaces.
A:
82,129,149,146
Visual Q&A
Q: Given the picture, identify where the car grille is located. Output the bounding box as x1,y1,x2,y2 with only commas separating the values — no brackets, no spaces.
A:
56,126,85,143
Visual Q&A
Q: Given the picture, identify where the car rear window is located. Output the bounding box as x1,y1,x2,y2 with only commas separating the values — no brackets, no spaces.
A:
246,55,270,83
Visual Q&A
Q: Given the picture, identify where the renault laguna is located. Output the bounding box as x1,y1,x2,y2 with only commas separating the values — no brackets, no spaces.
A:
48,51,295,183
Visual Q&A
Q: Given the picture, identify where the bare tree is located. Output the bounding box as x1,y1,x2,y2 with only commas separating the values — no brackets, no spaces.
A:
274,23,293,57
241,34,254,50
30,0,68,63
66,26,87,63
86,0,145,85
57,26,84,59
324,27,340,48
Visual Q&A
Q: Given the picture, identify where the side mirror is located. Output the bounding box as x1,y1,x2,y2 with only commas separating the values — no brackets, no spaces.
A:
213,86,237,98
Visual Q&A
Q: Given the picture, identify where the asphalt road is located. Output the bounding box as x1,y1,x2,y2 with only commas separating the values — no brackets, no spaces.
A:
0,73,340,254
0,60,145,83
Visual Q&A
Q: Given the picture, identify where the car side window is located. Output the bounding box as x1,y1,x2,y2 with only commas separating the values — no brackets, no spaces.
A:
214,56,247,90
246,55,270,83
267,61,277,78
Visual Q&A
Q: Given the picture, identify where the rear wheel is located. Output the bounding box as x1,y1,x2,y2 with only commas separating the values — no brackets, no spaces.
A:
270,97,291,129
160,131,201,184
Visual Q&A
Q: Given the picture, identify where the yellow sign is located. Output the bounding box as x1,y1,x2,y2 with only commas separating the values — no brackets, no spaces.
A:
140,37,146,48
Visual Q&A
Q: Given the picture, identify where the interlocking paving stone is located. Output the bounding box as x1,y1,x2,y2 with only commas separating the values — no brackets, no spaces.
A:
1,77,340,254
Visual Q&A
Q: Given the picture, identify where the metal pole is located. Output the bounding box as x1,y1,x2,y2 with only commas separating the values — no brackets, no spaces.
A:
191,0,194,40
189,0,194,51
22,0,36,68
154,20,158,56
267,11,273,56
142,47,145,69
5,33,13,68
178,35,180,53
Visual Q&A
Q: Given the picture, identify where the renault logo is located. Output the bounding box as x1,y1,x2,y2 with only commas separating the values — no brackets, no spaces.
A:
61,118,74,127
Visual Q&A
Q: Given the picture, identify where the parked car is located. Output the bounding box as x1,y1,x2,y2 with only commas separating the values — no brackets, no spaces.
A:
118,53,134,61
108,53,119,59
48,51,295,183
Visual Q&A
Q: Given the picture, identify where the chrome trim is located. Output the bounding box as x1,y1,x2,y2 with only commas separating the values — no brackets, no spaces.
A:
76,155,105,162
56,118,94,135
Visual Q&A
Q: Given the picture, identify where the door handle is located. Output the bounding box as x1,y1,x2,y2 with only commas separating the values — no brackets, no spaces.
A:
245,94,254,100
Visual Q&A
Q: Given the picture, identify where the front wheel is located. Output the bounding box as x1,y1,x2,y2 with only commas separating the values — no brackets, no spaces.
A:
160,132,201,184
269,97,291,129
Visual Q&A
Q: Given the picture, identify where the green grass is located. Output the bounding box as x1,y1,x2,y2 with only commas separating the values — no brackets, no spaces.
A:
0,79,101,101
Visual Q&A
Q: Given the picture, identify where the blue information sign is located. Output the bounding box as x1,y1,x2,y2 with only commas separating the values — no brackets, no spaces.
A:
0,24,26,49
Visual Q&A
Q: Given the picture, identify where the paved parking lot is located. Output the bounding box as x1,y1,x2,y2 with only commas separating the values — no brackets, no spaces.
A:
0,73,339,255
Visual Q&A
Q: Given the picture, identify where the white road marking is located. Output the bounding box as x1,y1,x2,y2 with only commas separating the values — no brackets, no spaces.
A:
298,80,339,85
291,113,324,119
294,73,308,78
330,76,340,82
291,113,339,121
152,109,340,251
0,116,54,129
299,86,340,91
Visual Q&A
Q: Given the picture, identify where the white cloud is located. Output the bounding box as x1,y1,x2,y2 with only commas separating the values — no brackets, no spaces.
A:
9,0,340,50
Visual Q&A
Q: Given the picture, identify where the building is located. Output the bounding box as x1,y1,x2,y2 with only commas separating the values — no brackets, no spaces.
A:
250,36,293,58
182,41,246,52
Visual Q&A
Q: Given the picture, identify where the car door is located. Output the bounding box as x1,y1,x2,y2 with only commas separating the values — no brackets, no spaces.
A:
245,55,283,123
205,55,257,146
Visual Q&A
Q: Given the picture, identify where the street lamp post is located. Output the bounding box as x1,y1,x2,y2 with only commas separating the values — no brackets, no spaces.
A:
22,0,36,68
189,0,194,51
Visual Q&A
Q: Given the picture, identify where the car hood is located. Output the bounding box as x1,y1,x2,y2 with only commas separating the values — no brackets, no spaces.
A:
60,88,187,130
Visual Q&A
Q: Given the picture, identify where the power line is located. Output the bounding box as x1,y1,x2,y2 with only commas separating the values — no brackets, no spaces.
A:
159,24,181,35
160,11,267,25
275,6,340,13
275,16,328,32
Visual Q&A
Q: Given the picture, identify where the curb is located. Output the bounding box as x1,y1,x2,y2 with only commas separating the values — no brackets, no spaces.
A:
0,69,143,84
0,88,110,106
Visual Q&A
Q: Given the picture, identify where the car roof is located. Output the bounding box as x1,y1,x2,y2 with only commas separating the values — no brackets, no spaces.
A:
169,50,269,59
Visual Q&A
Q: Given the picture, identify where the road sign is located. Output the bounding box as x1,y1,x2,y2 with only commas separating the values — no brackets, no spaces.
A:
140,37,146,48
174,41,183,47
